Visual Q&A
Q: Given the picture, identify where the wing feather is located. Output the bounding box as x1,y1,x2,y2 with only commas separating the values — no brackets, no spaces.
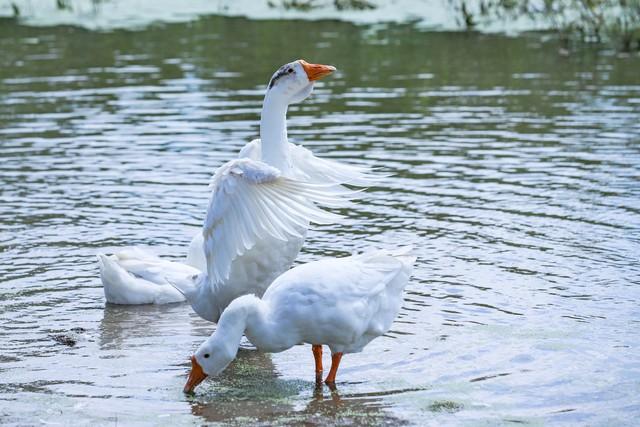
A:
204,158,349,286
238,139,383,186
289,143,383,186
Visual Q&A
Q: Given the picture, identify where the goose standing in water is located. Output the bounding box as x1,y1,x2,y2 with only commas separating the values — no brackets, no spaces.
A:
99,60,376,322
183,248,416,392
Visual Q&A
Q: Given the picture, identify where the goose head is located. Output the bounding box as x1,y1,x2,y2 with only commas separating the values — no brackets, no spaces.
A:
183,338,235,393
266,59,336,105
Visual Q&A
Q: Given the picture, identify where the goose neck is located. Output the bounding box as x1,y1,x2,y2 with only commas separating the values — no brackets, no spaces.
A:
260,94,291,174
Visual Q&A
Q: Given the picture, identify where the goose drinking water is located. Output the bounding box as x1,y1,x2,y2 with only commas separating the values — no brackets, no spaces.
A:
184,247,416,392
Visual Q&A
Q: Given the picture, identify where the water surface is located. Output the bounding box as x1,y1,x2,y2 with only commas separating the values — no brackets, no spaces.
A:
1,16,640,426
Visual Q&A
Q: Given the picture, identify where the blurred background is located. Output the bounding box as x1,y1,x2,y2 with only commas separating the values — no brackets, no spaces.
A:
1,1,639,426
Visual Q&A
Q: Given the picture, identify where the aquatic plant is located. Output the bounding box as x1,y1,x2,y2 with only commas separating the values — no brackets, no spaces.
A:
428,400,464,413
5,0,639,50
450,0,640,50
267,0,376,10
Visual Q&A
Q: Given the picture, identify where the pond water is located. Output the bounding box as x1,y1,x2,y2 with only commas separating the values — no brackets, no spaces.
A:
1,16,639,426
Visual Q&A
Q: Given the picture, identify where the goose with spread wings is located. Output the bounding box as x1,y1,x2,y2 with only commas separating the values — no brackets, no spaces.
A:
98,60,377,322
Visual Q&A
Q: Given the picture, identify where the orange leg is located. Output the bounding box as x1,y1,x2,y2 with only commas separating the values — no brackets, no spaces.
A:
311,344,322,384
312,345,323,379
324,352,343,385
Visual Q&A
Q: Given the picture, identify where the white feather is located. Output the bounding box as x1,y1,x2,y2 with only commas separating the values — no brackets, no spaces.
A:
202,158,349,286
97,62,383,313
98,253,190,305
190,248,417,383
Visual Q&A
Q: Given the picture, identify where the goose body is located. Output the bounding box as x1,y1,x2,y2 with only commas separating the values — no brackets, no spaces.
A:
98,60,376,322
184,248,416,392
98,249,195,305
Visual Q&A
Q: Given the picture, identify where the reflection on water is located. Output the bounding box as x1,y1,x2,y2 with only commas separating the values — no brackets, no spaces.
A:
1,15,639,426
99,302,196,350
190,349,407,425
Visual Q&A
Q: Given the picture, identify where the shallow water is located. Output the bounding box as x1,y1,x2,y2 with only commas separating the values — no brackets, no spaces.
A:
1,16,640,426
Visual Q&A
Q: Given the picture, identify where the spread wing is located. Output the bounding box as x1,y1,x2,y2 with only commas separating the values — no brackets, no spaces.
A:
237,139,382,186
289,143,381,186
203,158,350,285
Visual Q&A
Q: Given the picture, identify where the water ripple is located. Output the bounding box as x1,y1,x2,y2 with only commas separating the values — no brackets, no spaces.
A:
1,17,639,427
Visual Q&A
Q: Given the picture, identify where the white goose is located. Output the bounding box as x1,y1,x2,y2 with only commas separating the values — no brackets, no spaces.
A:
183,247,416,393
99,60,376,321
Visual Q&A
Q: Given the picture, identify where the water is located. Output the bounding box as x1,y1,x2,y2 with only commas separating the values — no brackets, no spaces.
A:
1,16,640,426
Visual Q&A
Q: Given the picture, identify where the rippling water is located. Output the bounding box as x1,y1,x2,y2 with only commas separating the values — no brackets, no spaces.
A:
1,16,640,426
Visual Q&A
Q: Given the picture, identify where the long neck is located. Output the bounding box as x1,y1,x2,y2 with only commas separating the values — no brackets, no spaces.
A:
215,294,284,352
260,93,291,174
209,295,261,360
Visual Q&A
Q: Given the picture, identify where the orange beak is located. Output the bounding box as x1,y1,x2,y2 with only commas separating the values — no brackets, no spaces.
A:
183,355,208,394
299,60,336,81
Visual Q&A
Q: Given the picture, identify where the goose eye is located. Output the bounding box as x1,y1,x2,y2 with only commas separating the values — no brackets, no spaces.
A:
204,353,210,358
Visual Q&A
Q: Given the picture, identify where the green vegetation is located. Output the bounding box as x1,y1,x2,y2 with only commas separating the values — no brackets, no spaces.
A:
6,0,640,50
428,400,464,413
268,0,376,10
269,0,640,50
450,0,640,51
